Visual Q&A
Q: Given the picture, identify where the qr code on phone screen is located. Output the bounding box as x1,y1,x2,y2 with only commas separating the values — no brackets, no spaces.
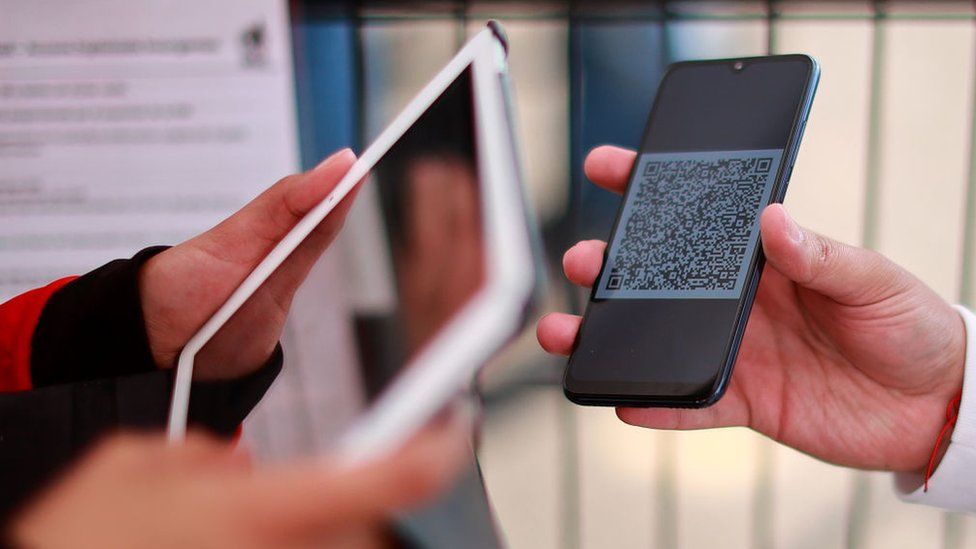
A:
596,149,783,299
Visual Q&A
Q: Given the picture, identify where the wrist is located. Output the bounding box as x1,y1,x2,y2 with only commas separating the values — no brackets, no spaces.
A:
135,251,171,370
135,247,280,380
917,306,975,475
938,305,967,398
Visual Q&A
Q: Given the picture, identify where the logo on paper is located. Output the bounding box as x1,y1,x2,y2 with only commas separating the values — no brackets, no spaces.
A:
240,23,267,68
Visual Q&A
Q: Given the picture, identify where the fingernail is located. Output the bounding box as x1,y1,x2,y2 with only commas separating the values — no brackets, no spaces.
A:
784,209,804,244
315,147,355,170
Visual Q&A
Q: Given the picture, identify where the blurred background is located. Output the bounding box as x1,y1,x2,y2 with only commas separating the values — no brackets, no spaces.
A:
330,2,975,548
4,0,976,548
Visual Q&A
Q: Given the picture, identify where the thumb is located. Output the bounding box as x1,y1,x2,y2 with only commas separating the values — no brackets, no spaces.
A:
196,148,358,264
759,204,909,306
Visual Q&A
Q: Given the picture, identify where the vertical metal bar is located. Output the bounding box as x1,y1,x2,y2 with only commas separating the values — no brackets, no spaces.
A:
751,10,779,548
656,432,679,549
661,1,675,65
455,0,468,47
752,442,775,549
558,6,583,547
944,513,967,549
558,394,581,549
752,8,779,545
846,474,872,549
861,0,887,251
942,11,976,549
567,6,584,251
766,0,779,55
653,9,679,549
352,5,366,152
959,17,976,309
847,2,888,548
289,0,313,168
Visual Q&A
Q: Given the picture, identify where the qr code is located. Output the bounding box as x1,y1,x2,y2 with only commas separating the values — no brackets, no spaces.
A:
597,149,782,299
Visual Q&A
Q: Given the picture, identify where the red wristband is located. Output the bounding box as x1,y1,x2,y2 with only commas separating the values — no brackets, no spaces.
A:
924,391,963,492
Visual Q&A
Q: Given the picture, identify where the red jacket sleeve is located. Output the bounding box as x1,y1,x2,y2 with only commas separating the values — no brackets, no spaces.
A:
0,277,77,392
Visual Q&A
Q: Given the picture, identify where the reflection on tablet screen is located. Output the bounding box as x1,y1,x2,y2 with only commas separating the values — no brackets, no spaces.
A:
352,67,484,402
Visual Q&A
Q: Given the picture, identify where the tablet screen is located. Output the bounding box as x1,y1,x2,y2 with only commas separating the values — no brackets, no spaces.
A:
349,67,484,402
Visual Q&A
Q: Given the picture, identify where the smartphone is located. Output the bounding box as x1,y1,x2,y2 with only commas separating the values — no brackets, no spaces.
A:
564,55,819,408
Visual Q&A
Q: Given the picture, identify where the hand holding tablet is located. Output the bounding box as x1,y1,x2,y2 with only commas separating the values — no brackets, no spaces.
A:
166,22,542,463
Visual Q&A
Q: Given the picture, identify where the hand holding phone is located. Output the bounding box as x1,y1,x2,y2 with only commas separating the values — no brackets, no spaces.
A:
538,140,967,474
538,52,974,507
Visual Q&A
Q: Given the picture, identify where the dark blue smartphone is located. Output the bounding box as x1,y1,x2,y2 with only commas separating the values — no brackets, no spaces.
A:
564,55,820,408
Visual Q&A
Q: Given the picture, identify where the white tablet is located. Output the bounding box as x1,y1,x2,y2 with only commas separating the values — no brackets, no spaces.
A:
166,22,542,463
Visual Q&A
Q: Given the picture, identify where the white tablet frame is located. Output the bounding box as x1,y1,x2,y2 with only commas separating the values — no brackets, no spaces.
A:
166,23,536,463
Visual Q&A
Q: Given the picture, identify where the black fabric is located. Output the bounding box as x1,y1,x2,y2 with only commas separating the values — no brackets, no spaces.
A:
0,351,281,526
1,246,282,526
186,345,283,436
30,246,168,387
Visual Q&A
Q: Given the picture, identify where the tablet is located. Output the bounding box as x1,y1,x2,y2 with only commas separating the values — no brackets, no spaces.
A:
166,22,542,463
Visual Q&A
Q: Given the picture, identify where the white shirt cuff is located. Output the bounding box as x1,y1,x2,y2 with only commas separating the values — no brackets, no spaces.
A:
894,305,976,512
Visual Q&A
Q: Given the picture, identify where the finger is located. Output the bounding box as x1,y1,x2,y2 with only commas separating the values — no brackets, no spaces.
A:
194,150,360,356
259,182,360,302
261,148,359,244
563,240,606,288
616,387,750,431
244,405,473,537
286,149,359,225
583,145,637,195
249,150,363,308
136,149,361,374
87,432,246,475
85,431,161,469
169,432,252,472
536,312,582,356
361,402,474,509
197,148,358,265
759,204,910,306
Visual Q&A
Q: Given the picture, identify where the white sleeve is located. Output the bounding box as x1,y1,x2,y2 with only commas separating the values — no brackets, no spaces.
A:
894,305,976,513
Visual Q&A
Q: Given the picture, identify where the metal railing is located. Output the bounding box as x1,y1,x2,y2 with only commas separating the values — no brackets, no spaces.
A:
294,2,976,547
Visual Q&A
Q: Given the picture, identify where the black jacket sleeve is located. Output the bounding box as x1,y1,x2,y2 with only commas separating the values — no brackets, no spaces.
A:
0,247,281,522
31,246,173,386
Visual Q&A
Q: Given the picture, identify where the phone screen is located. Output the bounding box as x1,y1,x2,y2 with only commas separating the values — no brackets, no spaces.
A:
565,56,816,403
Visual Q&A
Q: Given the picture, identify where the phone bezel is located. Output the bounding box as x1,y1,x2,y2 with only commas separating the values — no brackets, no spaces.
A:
563,54,821,408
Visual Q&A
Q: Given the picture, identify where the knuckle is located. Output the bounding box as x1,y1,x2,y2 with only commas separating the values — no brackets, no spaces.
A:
275,172,301,189
257,174,305,238
812,234,837,270
802,233,838,283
